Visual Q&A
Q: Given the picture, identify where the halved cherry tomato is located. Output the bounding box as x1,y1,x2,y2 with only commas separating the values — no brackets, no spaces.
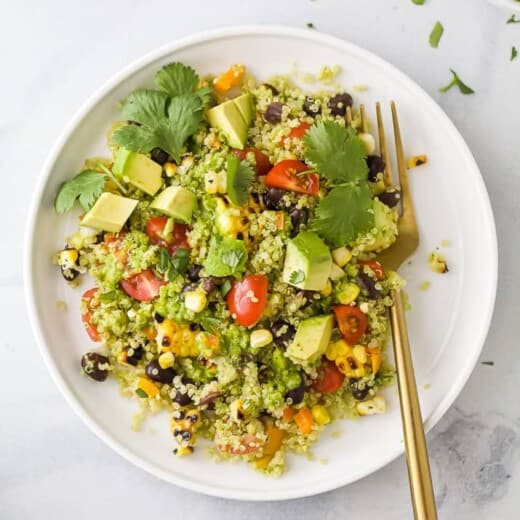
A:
120,269,167,302
281,122,311,144
333,305,368,344
231,148,272,176
359,260,385,280
81,288,100,342
226,274,268,327
216,433,262,455
145,217,191,256
312,359,345,394
265,160,319,195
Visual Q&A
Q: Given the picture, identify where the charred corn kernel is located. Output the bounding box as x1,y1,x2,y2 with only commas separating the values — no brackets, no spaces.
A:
156,317,179,352
356,395,386,416
263,426,285,455
230,399,246,421
184,288,207,313
58,248,78,269
311,405,331,425
326,339,349,362
137,377,159,398
407,154,427,169
164,162,177,177
117,351,130,366
174,446,194,456
329,263,346,281
320,279,332,297
335,354,365,378
216,171,227,193
428,252,448,274
158,351,175,369
204,172,219,194
178,155,194,174
250,329,273,349
332,247,352,267
352,345,368,365
358,133,376,154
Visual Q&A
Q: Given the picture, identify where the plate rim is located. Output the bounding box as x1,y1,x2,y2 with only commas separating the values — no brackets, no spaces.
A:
24,24,498,501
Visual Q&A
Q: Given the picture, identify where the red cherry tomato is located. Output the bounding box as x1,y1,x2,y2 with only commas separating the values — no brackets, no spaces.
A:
120,269,167,302
231,148,272,176
226,274,268,327
146,217,191,255
312,359,345,394
281,122,311,144
81,288,100,342
265,160,319,195
333,305,368,345
359,260,385,280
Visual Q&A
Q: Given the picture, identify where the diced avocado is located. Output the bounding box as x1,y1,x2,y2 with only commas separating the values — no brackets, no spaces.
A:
360,199,398,252
287,315,334,363
112,148,162,196
150,186,197,222
207,93,254,149
282,232,332,291
81,192,138,233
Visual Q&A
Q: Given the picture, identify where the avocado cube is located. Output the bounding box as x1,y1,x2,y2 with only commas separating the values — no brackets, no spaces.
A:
112,148,163,196
151,186,197,222
282,232,332,291
287,315,334,363
81,192,138,233
207,93,254,149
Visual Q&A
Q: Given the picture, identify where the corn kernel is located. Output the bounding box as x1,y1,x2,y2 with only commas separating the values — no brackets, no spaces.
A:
116,351,128,365
332,247,352,267
311,405,331,425
358,133,376,154
174,446,194,456
325,339,349,361
164,162,177,177
329,263,345,281
230,399,246,421
184,288,207,313
250,329,273,349
58,249,78,269
137,377,159,398
352,345,368,365
407,154,427,169
204,172,219,194
158,352,175,369
356,395,386,416
320,279,332,297
336,283,360,305
216,171,227,193
428,252,448,274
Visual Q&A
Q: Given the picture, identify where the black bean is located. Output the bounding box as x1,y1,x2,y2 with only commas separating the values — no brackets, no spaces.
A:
81,352,110,382
264,102,284,123
199,391,220,405
188,265,203,281
328,92,353,116
366,155,385,182
289,207,309,234
378,189,401,208
303,96,320,117
349,378,371,401
201,277,218,293
270,321,296,348
94,233,105,244
298,290,318,307
358,272,380,300
261,83,279,95
154,312,164,323
145,360,176,384
285,378,306,405
263,187,287,210
60,265,79,282
173,391,192,406
150,148,170,166
124,346,144,366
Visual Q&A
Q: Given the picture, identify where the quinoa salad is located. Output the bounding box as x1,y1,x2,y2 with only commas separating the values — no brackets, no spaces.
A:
54,62,402,476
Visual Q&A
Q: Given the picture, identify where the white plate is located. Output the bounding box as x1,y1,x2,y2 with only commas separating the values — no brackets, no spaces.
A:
25,26,497,501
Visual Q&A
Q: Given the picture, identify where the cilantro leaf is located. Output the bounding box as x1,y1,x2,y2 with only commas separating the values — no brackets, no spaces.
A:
289,270,306,284
158,247,189,281
171,247,190,274
222,249,246,272
312,184,374,247
303,121,368,183
220,280,232,297
226,154,254,206
512,46,518,61
54,170,106,214
200,317,222,335
155,62,200,97
439,69,475,95
429,21,444,48
204,236,248,278
507,14,520,24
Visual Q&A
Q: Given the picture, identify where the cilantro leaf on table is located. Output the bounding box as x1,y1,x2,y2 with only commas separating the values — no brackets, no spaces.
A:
512,46,518,61
439,69,475,95
112,62,211,163
226,154,254,206
429,21,444,48
312,183,374,247
303,121,368,183
54,170,106,214
507,14,520,24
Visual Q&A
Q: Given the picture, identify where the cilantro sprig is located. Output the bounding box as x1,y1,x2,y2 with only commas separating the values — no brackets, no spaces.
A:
226,154,254,206
429,21,444,48
289,270,306,284
303,121,374,246
54,170,106,214
112,63,212,163
158,247,190,281
512,46,518,61
439,69,475,95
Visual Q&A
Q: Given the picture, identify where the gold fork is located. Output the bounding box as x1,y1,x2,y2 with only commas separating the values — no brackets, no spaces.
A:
359,102,438,520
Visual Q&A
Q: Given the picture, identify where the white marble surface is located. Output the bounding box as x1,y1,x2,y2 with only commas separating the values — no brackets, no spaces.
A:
1,0,519,518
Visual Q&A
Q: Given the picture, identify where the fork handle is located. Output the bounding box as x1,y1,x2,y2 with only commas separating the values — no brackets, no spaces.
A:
389,289,438,520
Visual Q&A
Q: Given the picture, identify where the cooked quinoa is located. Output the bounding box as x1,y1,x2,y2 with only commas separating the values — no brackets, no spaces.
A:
54,62,403,477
